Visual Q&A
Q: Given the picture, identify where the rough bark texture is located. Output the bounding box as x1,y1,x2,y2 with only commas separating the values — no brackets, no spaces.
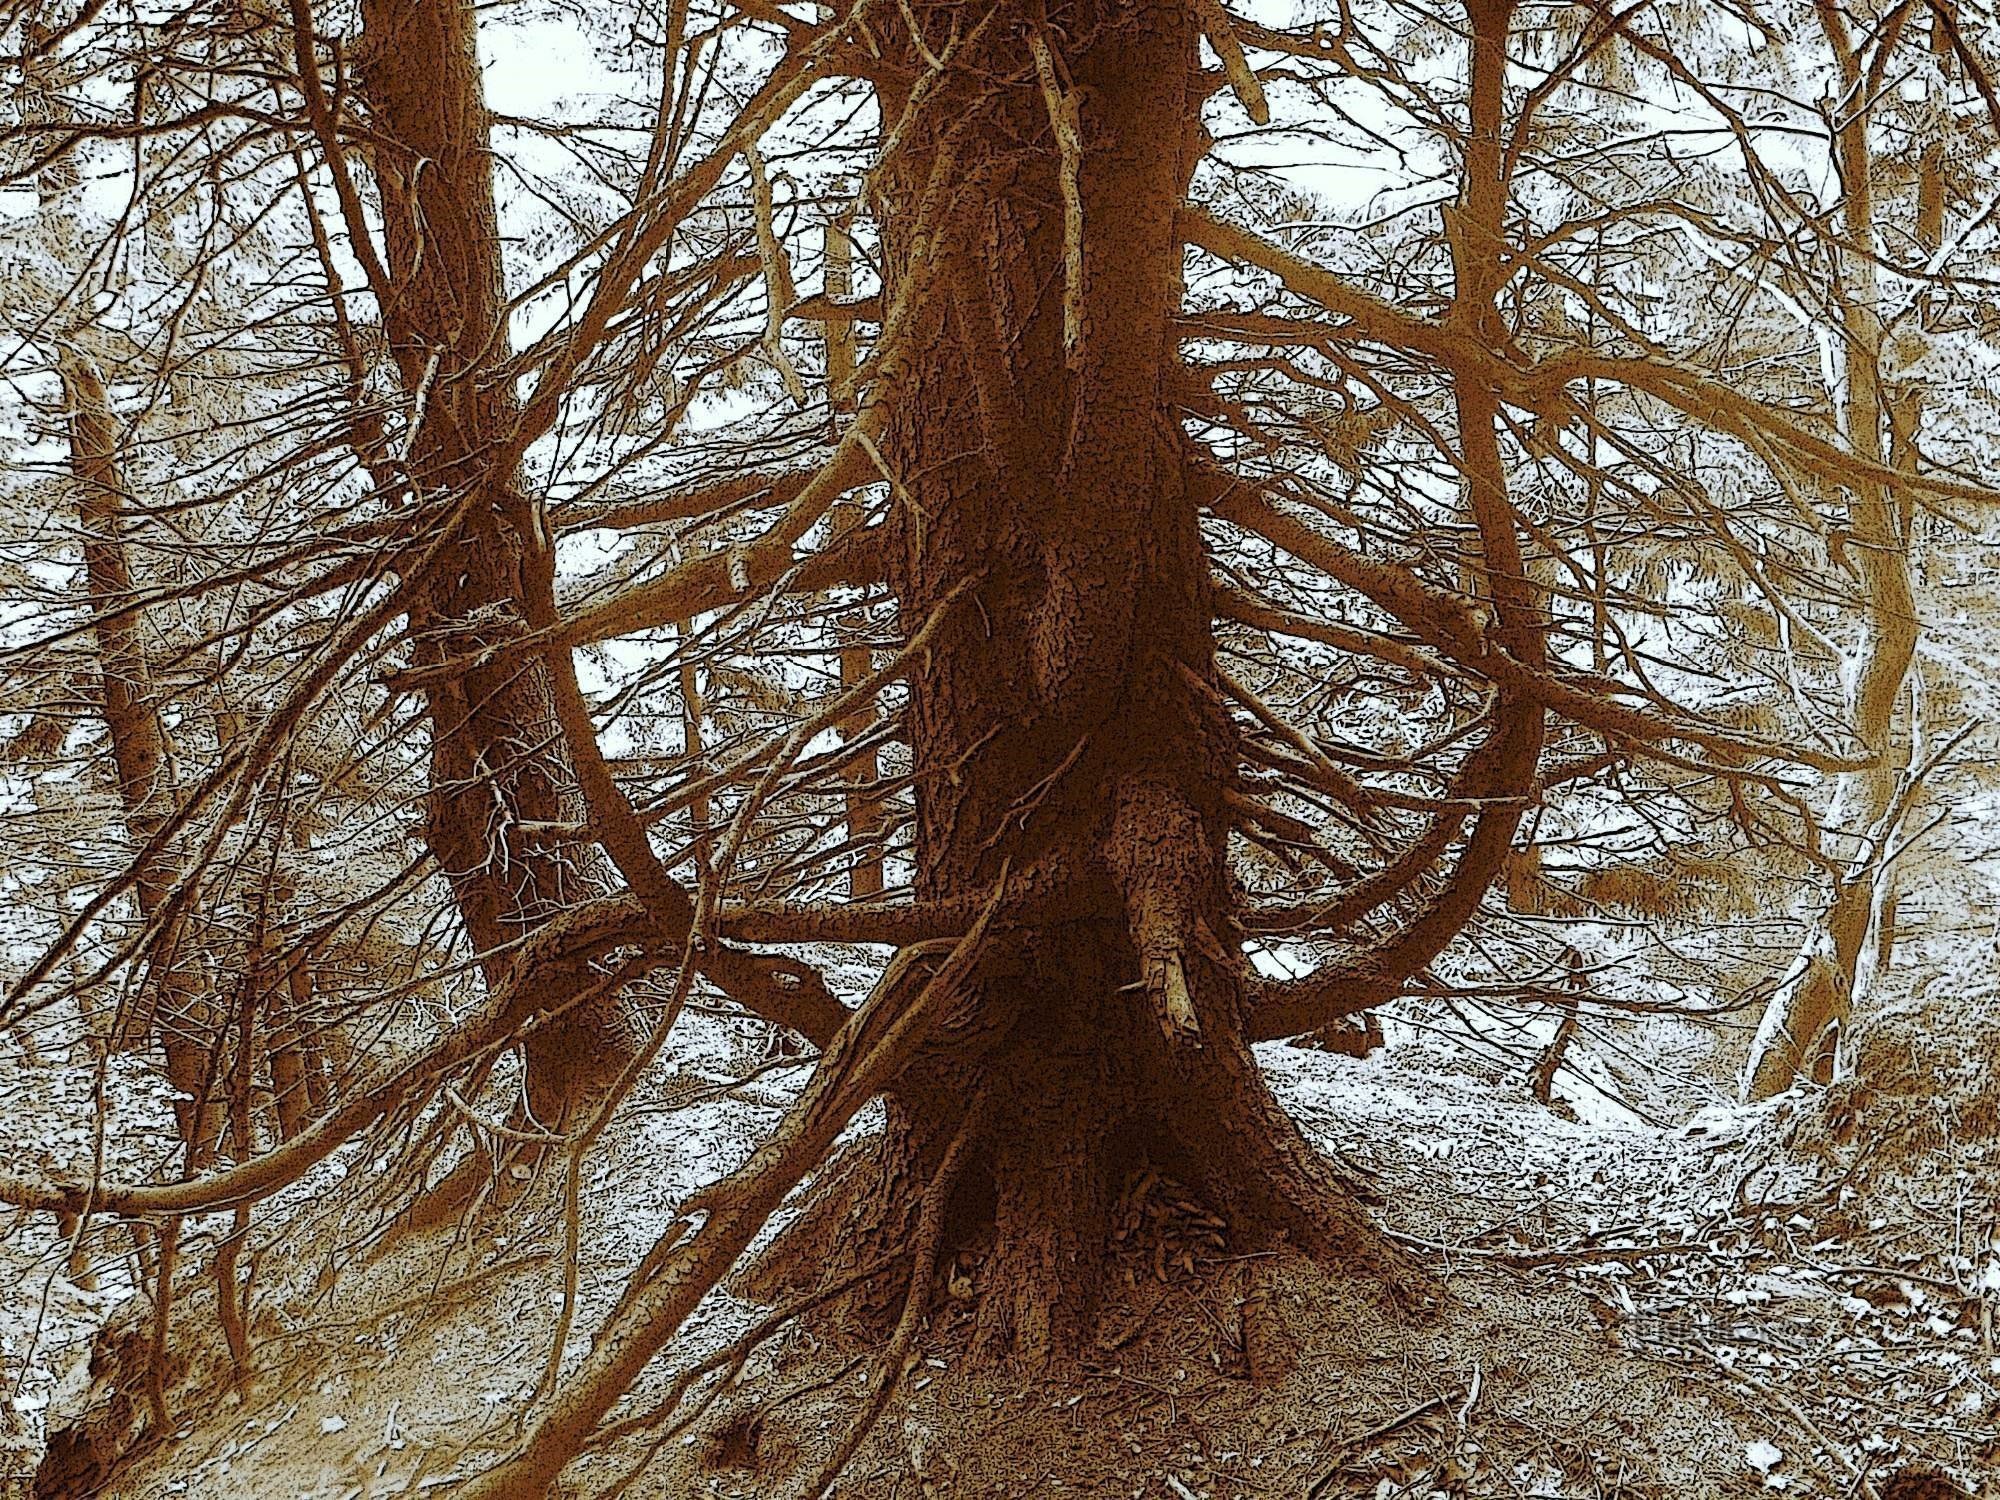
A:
355,0,635,1120
749,0,1398,1367
824,212,885,899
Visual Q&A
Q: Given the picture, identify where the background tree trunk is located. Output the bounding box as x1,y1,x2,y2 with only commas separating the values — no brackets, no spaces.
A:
354,0,635,1122
1743,2,1921,1101
25,26,217,1143
58,349,222,1144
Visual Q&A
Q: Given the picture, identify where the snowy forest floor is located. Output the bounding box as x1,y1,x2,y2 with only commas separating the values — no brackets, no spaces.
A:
4,968,1998,1500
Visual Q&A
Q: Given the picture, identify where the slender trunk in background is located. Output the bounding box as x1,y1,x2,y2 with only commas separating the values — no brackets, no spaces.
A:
254,862,329,1141
25,29,218,1140
823,203,884,898
1869,3,1953,977
1743,4,1921,1100
57,351,219,1141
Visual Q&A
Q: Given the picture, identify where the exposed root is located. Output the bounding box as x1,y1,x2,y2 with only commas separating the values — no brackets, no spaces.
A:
798,1087,988,1497
735,1120,933,1320
695,1241,1737,1499
969,1043,1122,1366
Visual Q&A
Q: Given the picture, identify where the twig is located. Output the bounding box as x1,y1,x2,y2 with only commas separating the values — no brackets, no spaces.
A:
1695,1337,1881,1500
1305,1392,1453,1498
1384,1227,1695,1268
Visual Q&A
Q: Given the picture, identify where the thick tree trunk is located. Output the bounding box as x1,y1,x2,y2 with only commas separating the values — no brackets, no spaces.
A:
752,0,1393,1365
355,0,635,1122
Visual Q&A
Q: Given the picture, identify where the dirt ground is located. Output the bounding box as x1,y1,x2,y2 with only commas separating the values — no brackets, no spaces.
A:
7,971,1996,1500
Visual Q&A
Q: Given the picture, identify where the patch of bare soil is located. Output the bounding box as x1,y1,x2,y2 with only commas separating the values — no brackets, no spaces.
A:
26,990,2000,1500
573,1236,1751,1500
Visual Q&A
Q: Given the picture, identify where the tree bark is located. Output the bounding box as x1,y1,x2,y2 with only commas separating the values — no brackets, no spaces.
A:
821,204,884,899
751,0,1399,1366
1743,3,1920,1101
353,0,636,1120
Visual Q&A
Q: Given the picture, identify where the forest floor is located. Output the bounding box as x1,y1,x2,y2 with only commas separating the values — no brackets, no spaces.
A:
3,968,1997,1500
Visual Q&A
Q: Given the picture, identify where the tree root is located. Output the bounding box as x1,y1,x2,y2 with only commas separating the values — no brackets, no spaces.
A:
797,1087,988,1498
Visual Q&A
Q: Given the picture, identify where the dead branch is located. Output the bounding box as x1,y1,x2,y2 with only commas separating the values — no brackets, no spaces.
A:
451,878,1006,1500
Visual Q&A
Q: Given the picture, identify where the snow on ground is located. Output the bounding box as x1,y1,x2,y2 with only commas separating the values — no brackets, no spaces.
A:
3,983,1996,1497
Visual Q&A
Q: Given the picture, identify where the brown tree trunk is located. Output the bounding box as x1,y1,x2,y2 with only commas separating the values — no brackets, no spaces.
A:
1743,1,1920,1100
253,859,326,1141
353,0,635,1122
27,33,217,1141
752,0,1395,1366
58,351,219,1143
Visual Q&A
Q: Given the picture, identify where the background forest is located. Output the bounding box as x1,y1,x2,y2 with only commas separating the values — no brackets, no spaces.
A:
1,0,1998,1496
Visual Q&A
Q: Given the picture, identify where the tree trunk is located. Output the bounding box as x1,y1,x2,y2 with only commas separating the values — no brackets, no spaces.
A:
58,350,221,1143
354,0,636,1123
751,0,1396,1364
26,29,218,1141
1742,4,1920,1101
